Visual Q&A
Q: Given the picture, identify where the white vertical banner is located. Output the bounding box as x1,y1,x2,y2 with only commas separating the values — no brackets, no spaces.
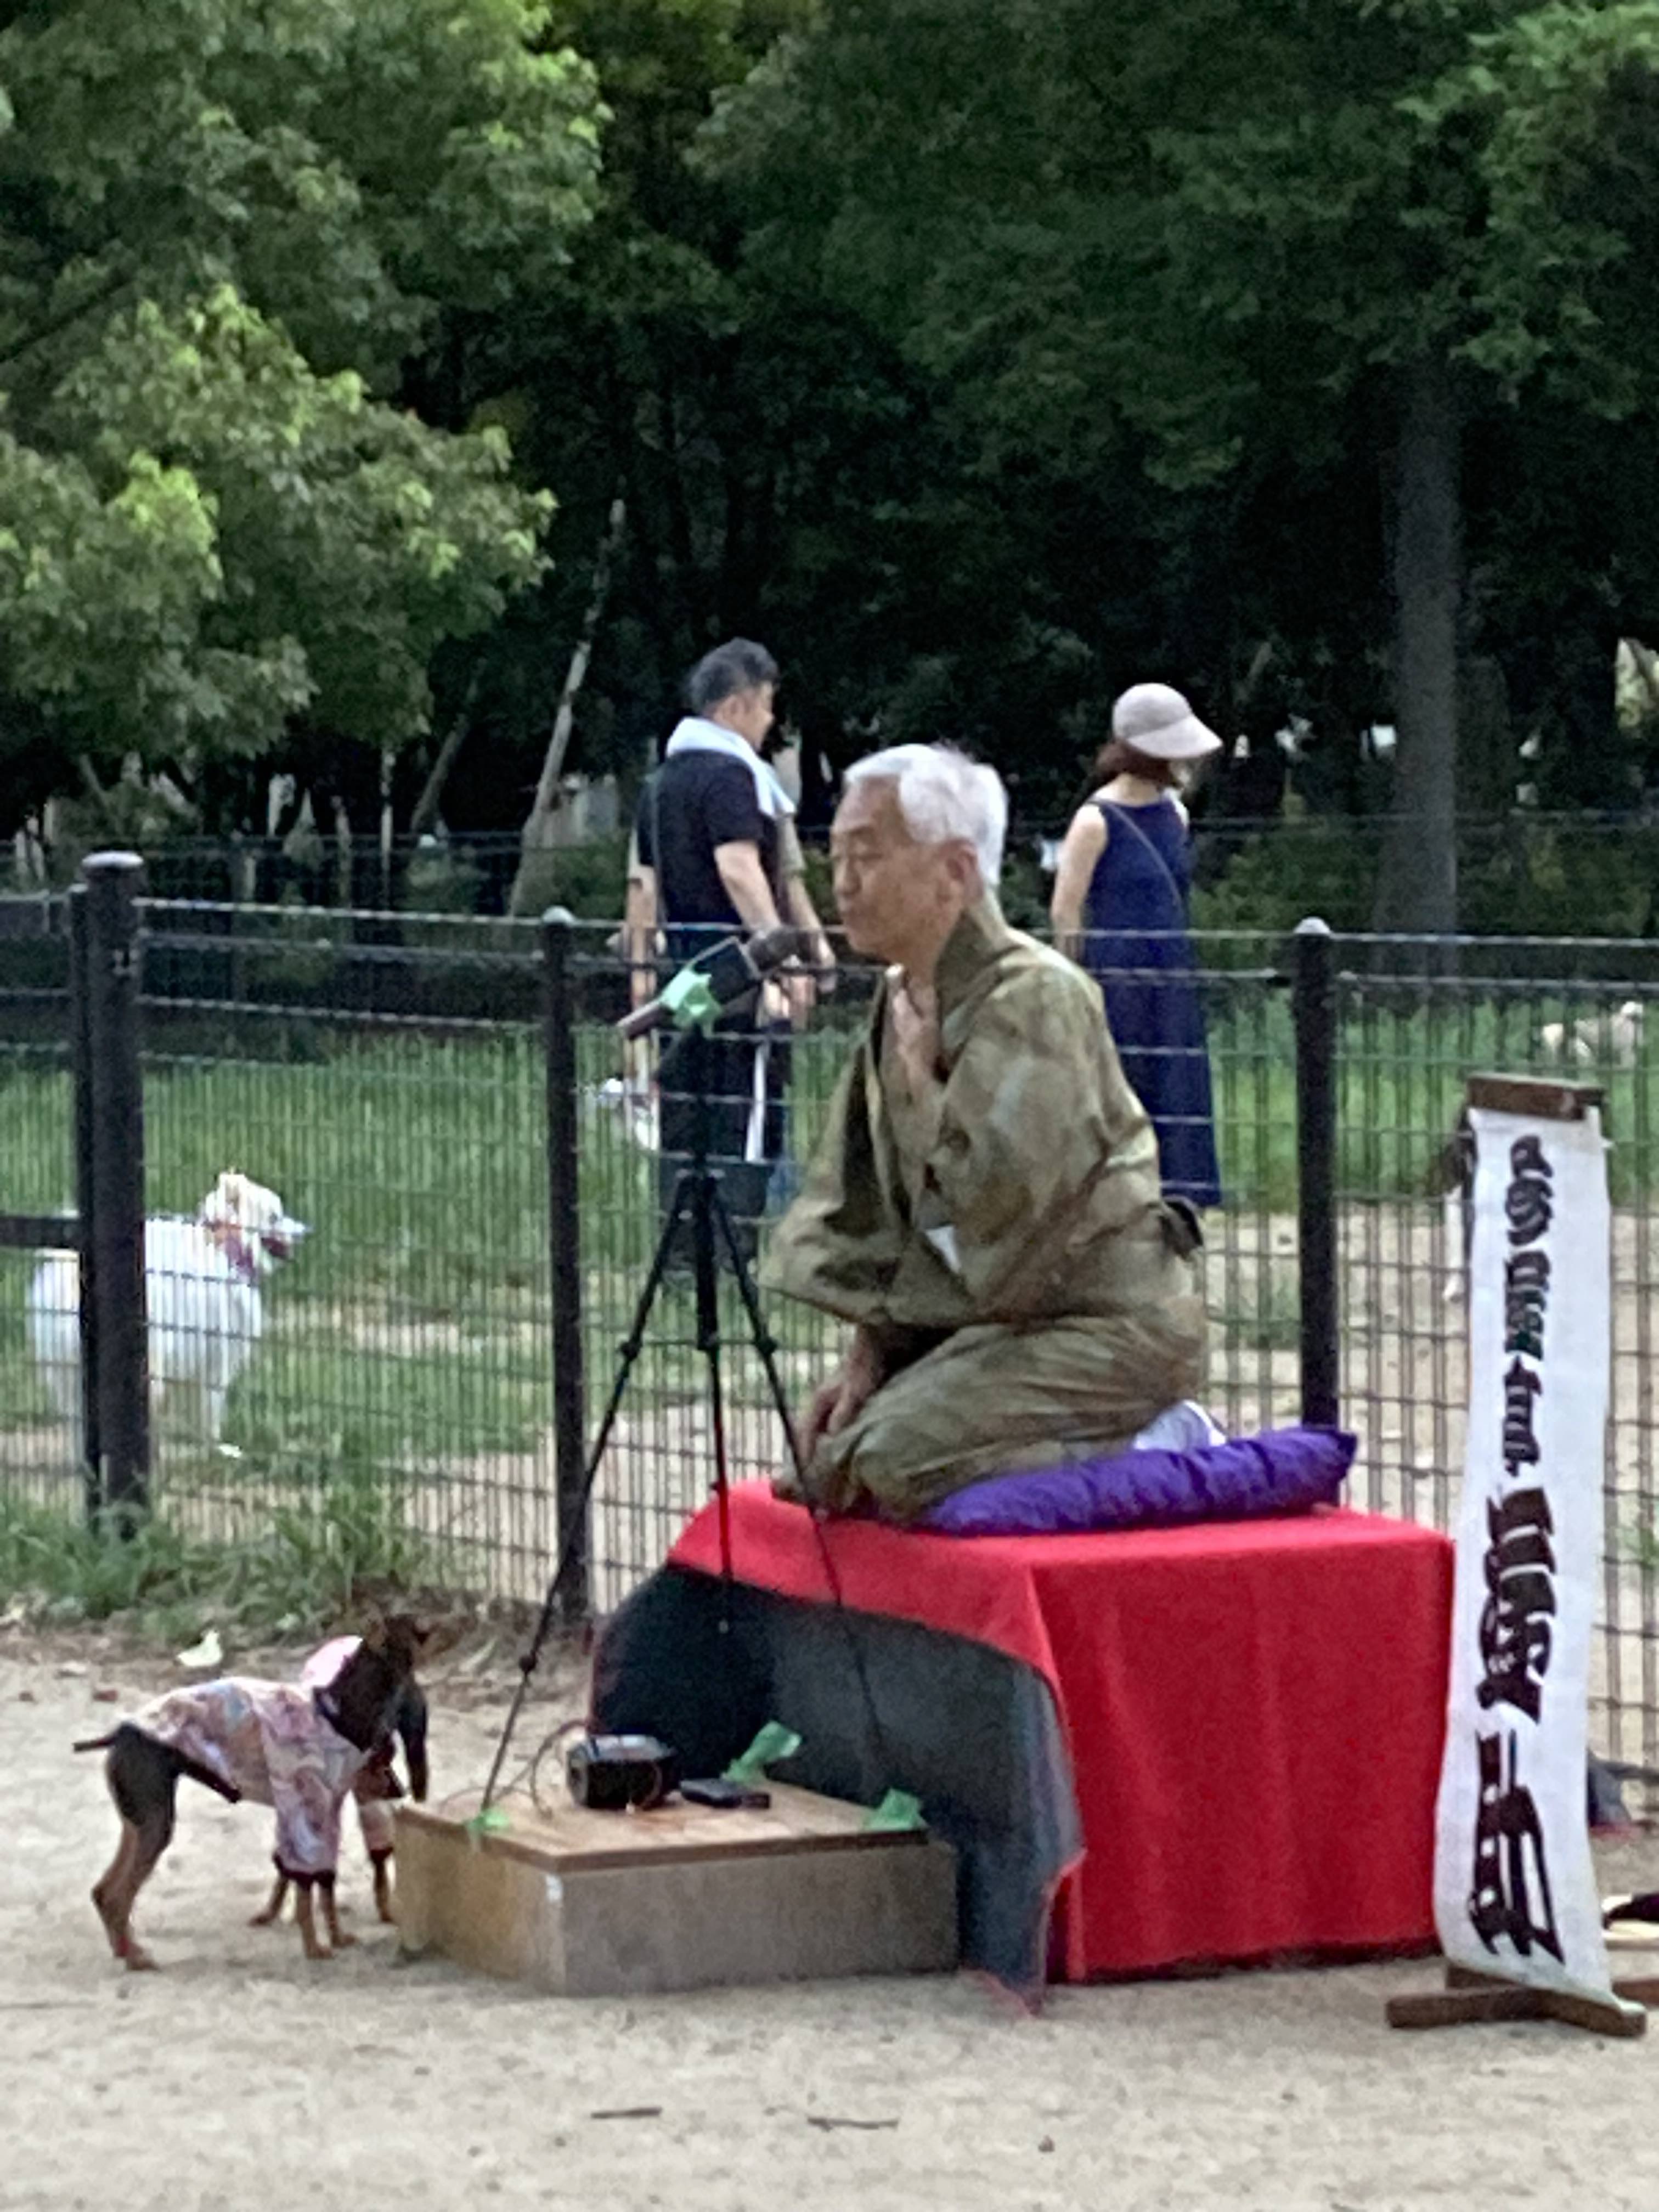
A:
1432,1102,1630,2011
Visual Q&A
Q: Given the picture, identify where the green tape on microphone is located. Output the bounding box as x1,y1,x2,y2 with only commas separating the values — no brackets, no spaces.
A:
662,967,720,1033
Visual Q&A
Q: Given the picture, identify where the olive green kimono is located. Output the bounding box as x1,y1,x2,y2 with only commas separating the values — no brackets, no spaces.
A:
763,898,1206,1520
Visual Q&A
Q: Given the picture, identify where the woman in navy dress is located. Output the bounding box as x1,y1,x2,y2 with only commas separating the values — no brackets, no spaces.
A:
1050,683,1223,1207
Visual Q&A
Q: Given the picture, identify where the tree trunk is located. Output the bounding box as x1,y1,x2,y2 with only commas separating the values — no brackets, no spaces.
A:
1373,356,1461,935
507,494,627,919
408,668,482,839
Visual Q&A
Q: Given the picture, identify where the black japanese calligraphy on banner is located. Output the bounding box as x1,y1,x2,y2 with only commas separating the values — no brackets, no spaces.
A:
1505,1136,1554,1247
1468,1731,1564,1961
1504,1249,1550,1363
1477,1486,1556,1722
1434,1102,1618,2005
1480,1142,1557,1733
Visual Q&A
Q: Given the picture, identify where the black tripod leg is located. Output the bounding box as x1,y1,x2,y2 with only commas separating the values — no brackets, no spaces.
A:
710,1180,807,1482
477,1169,697,1814
708,1176,900,1785
689,1163,738,1630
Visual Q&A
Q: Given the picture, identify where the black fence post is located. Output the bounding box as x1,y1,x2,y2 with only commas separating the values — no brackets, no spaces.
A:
1292,916,1341,1429
83,853,149,1525
67,885,102,1522
542,907,588,1621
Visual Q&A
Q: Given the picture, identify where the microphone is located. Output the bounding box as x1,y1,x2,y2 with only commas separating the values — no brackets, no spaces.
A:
617,926,805,1042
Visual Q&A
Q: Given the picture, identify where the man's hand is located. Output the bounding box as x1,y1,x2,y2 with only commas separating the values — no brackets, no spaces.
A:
806,931,838,997
887,976,942,1101
794,1325,884,1470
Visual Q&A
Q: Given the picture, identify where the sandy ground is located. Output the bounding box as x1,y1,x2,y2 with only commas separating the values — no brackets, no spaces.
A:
9,1641,1659,2212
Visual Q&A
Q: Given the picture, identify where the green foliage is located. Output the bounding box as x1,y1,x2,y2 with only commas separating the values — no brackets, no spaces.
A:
1194,829,1384,937
509,830,631,919
4,0,1659,907
0,1440,444,1639
1194,818,1659,939
691,0,1659,886
0,0,603,814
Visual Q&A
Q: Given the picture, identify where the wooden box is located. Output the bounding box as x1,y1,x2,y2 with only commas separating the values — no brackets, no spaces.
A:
394,1783,960,1997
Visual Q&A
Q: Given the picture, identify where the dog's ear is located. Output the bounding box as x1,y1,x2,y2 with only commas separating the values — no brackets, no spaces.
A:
205,1170,249,1226
378,1612,445,1674
413,1613,466,1662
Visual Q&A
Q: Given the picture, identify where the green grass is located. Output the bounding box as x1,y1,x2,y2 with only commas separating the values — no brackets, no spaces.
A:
1206,989,1659,1211
5,990,1658,1620
0,1443,447,1642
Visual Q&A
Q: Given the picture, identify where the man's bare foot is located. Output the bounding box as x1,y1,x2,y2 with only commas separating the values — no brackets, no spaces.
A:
248,1905,279,1926
122,1939,157,1972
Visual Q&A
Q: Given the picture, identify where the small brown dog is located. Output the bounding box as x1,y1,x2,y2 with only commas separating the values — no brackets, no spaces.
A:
252,1641,428,1931
77,1613,440,1970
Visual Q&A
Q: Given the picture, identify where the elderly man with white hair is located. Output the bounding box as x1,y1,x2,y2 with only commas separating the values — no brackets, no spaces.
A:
765,742,1206,1522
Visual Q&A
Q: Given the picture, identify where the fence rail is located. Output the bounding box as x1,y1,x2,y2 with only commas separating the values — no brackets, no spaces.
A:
3,877,1658,1767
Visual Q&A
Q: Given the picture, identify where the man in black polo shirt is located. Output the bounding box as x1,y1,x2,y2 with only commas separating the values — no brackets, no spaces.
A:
631,639,832,1262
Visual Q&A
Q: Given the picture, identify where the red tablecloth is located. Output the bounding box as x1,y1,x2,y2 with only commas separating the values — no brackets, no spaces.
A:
670,1486,1453,1979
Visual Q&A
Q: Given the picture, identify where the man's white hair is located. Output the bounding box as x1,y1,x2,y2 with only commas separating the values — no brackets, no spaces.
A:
844,743,1008,886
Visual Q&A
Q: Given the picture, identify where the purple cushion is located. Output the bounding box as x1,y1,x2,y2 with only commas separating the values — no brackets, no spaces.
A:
919,1426,1357,1537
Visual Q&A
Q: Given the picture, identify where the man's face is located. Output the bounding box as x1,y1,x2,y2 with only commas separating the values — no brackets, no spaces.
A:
714,682,776,750
830,778,973,962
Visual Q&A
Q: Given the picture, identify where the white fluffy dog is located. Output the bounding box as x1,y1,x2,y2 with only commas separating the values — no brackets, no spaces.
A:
26,1170,306,1460
1538,998,1645,1066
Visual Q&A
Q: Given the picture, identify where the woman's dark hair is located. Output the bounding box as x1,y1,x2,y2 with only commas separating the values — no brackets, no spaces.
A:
1091,738,1181,789
685,638,779,715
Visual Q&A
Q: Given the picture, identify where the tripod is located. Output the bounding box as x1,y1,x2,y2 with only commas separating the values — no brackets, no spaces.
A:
479,1015,806,1814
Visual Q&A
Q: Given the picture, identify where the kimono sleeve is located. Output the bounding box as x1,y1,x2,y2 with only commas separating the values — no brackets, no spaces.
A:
760,1013,911,1325
910,966,1144,1315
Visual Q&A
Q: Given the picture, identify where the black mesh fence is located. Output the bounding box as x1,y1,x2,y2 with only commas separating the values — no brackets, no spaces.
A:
0,897,73,1511
1,893,1657,1767
1328,936,1659,1771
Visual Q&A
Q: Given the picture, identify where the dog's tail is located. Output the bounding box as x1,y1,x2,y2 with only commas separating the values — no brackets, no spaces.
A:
74,1728,241,1803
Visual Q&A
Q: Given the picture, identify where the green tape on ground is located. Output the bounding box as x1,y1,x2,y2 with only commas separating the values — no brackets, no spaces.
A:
864,1789,925,1833
725,1720,803,1783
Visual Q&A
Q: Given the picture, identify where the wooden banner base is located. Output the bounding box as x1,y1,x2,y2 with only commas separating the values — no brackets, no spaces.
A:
1386,1963,1647,2039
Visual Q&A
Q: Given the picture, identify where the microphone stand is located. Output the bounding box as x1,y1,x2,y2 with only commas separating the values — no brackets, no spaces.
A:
478,995,806,1816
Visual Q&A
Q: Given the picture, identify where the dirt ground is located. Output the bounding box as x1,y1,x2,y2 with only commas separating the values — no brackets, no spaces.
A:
9,1640,1659,2212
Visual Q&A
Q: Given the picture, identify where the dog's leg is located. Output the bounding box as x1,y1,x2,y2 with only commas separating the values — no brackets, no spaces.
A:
97,1728,177,1971
318,1872,356,1953
1442,1186,1466,1304
250,1869,289,1927
206,1384,240,1460
292,1877,329,1961
110,1810,173,1971
92,1823,139,1961
357,1789,398,1923
291,1874,352,1960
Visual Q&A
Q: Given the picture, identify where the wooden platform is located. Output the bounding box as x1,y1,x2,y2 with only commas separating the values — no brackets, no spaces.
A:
394,1784,960,1996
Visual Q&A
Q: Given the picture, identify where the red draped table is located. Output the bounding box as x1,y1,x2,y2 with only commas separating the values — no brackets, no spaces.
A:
668,1485,1453,1980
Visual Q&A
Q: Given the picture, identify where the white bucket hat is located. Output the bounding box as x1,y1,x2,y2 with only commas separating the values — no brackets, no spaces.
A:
1112,682,1222,762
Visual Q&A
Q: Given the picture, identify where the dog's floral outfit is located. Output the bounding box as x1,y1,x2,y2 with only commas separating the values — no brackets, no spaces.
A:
132,1679,368,1880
